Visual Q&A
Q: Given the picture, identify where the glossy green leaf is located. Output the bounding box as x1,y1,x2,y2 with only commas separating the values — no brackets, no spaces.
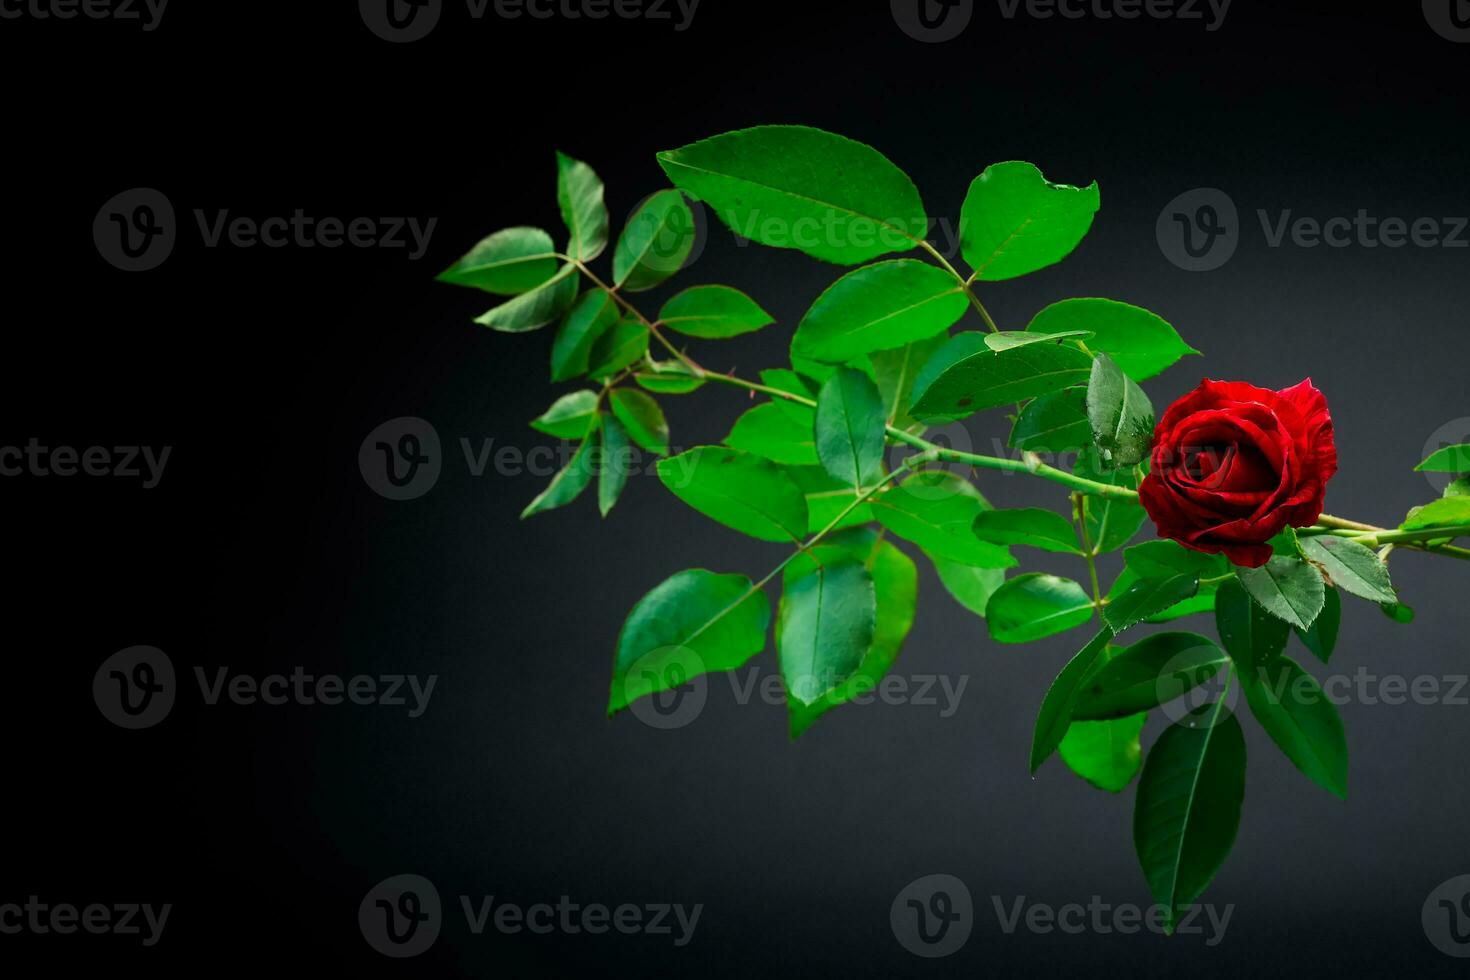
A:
870,333,951,429
521,432,597,519
474,263,579,332
759,369,820,423
530,390,600,439
785,466,874,533
789,535,918,738
909,336,1093,422
609,388,670,455
987,573,1094,645
1380,600,1415,624
815,368,886,488
1030,628,1113,772
1241,655,1348,799
984,330,1092,352
971,507,1083,555
608,569,771,715
1415,444,1470,473
1087,353,1155,469
1298,535,1395,604
1073,632,1227,721
657,447,808,542
598,412,631,517
438,226,559,294
586,318,649,379
1124,539,1226,579
657,125,926,265
556,152,609,262
1401,495,1470,532
725,403,818,466
930,556,1006,616
1294,587,1341,664
1134,700,1245,934
1445,475,1470,497
1214,576,1291,669
1027,298,1198,381
1009,387,1091,453
635,361,705,395
1235,556,1326,630
872,471,1016,567
777,555,877,705
1060,713,1146,793
613,190,694,292
1074,451,1149,553
791,260,967,364
551,289,620,382
1104,569,1200,633
658,285,774,339
960,161,1100,281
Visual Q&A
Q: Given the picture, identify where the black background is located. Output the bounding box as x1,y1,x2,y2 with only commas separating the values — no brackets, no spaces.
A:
6,0,1470,975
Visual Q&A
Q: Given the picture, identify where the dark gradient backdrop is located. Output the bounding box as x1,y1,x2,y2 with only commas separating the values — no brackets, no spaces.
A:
6,1,1470,976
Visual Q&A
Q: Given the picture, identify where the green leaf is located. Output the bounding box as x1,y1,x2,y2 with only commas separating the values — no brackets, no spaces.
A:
530,390,601,439
870,333,952,429
609,388,670,455
1133,701,1245,934
1241,655,1348,799
658,285,774,339
598,412,631,517
1074,450,1149,554
1009,387,1091,453
613,189,694,292
789,535,918,738
725,403,818,466
759,369,820,423
608,569,771,715
656,447,808,542
438,226,558,294
960,161,1100,282
1294,587,1340,664
586,317,650,379
635,361,705,395
872,471,1016,567
986,573,1094,645
791,260,967,364
1235,556,1326,630
1446,475,1470,498
1086,352,1155,469
982,330,1091,352
971,507,1082,555
1104,569,1200,633
1027,298,1199,381
1380,600,1415,624
1060,713,1146,793
1401,495,1470,532
785,466,874,533
556,152,609,262
1298,535,1395,604
1214,576,1291,669
1415,443,1470,473
551,289,620,382
909,335,1093,422
930,556,1006,616
1030,628,1112,772
1073,632,1227,721
474,263,579,332
521,431,598,519
815,368,886,488
657,125,927,265
777,555,877,705
1124,539,1226,579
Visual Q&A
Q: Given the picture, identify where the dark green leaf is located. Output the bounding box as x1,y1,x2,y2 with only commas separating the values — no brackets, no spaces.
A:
598,413,631,517
612,190,694,292
1009,387,1091,453
1030,628,1113,772
608,569,770,715
1104,570,1200,633
1294,587,1340,664
556,152,609,262
586,317,649,379
971,507,1083,555
551,289,620,382
1086,352,1155,468
658,285,774,339
1073,632,1227,721
1241,655,1348,799
521,432,598,519
438,226,558,294
785,466,874,533
1214,576,1291,669
657,125,927,265
815,367,887,488
777,555,877,705
960,161,1100,281
1235,556,1326,630
909,336,1093,422
474,263,579,332
656,447,808,542
870,334,951,429
1027,298,1199,381
791,260,967,364
1298,535,1395,604
609,388,670,455
987,573,1094,644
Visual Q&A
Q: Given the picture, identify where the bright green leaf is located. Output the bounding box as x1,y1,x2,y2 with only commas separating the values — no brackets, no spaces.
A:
521,432,598,519
960,161,1100,282
870,333,952,429
1027,298,1198,381
791,260,967,364
474,263,579,332
1415,444,1470,473
657,447,808,542
609,388,670,455
438,226,558,294
613,190,694,292
987,573,1094,645
530,390,601,439
556,152,609,262
872,471,1016,567
777,555,877,705
1060,713,1146,793
971,507,1082,554
1235,556,1326,630
1087,352,1155,469
551,289,620,382
930,556,1006,617
909,336,1093,422
1009,387,1091,453
726,402,818,466
659,285,774,339
1298,535,1395,604
785,466,874,533
815,367,887,488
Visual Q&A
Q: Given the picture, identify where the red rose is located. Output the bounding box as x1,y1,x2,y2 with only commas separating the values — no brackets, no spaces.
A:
1138,378,1338,568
